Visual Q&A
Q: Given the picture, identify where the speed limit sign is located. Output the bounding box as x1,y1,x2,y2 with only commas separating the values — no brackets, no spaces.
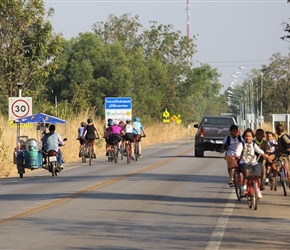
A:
9,97,32,120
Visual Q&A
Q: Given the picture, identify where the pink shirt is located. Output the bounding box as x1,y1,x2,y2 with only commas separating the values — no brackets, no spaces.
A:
110,125,122,134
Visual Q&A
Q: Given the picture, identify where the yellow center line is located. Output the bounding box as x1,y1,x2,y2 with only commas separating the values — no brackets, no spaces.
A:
0,148,193,226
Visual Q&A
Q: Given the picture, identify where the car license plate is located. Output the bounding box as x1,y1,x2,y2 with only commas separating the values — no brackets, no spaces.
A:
49,156,57,162
215,140,223,144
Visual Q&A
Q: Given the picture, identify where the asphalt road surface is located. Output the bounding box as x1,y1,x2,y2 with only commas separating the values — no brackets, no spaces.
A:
0,138,290,250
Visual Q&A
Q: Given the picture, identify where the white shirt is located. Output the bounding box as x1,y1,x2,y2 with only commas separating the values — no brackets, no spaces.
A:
125,124,133,133
236,141,264,165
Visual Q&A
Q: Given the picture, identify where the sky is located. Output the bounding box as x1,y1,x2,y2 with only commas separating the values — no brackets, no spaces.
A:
44,0,290,93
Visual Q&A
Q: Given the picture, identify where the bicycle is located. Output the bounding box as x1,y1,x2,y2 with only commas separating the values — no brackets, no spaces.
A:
125,139,134,164
86,138,99,166
120,138,125,160
276,157,289,196
107,138,119,164
133,135,141,161
233,168,244,201
269,166,278,192
77,138,86,163
244,164,262,210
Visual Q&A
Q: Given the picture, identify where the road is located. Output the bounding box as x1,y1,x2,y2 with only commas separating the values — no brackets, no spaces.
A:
0,138,290,250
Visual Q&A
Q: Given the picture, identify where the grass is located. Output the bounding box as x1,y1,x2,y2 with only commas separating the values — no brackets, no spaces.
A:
0,115,196,177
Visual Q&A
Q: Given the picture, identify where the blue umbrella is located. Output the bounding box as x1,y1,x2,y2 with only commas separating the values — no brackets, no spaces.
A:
14,113,67,124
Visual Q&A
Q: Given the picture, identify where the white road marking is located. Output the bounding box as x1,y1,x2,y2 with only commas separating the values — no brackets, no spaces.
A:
205,190,236,250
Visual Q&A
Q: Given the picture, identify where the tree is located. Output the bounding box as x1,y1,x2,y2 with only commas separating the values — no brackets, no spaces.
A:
281,18,290,41
0,0,62,114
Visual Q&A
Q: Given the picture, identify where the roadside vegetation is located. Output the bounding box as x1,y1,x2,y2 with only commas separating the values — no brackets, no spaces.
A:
0,115,196,177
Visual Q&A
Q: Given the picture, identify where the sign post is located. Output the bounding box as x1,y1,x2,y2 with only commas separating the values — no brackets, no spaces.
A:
105,97,132,123
9,97,32,121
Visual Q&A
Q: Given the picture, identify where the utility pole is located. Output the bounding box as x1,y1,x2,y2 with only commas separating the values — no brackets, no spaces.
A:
186,0,190,40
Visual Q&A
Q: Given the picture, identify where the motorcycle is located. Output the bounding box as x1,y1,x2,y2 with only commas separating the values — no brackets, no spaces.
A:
43,138,67,177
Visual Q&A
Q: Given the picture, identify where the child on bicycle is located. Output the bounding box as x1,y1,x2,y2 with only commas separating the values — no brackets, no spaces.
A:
221,124,242,187
254,128,271,190
264,131,278,185
235,128,269,199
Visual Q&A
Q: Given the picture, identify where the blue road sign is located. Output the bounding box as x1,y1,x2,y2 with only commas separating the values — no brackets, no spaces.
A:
105,97,132,109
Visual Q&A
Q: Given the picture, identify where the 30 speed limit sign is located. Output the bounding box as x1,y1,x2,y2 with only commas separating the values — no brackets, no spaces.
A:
9,97,32,120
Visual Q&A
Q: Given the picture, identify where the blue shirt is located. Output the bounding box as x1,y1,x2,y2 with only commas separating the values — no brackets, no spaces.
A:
78,127,86,139
133,121,143,134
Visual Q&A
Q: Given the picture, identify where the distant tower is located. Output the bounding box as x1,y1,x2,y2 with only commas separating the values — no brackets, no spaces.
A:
186,0,190,39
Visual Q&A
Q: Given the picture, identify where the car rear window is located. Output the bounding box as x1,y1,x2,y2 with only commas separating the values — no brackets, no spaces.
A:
203,118,234,125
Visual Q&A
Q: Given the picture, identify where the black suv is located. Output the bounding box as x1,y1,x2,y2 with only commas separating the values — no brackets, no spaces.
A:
194,116,237,157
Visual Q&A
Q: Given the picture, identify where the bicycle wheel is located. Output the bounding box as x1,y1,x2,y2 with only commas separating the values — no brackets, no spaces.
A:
247,183,252,209
253,182,258,210
81,146,86,163
270,177,274,190
107,150,110,162
233,170,241,201
134,142,138,161
120,142,124,160
114,145,118,164
281,168,287,196
126,143,130,164
88,145,92,166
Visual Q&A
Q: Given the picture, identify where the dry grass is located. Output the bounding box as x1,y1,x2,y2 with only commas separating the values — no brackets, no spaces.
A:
0,115,197,177
0,118,281,177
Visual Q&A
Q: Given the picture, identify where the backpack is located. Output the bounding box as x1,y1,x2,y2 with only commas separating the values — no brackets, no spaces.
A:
224,135,242,150
280,134,290,152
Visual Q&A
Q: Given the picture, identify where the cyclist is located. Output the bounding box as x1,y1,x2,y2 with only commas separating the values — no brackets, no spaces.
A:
221,124,242,187
108,120,124,150
123,120,140,160
275,124,290,183
254,128,271,190
42,124,65,170
133,117,146,158
104,120,113,156
236,128,269,199
118,120,126,154
82,118,101,158
77,122,86,157
264,131,278,185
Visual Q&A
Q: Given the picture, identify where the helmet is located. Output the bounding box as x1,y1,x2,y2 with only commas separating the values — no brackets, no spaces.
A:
119,120,125,126
81,122,86,127
108,118,113,123
108,121,113,126
126,120,131,124
87,118,93,123
135,117,140,122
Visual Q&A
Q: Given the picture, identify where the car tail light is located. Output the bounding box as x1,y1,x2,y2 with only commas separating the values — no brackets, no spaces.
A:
200,127,205,138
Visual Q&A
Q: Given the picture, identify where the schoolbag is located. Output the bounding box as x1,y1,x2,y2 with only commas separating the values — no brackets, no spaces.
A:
280,134,290,151
224,135,242,149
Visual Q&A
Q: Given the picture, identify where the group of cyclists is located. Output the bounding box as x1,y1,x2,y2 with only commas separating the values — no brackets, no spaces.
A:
221,124,290,199
77,117,146,160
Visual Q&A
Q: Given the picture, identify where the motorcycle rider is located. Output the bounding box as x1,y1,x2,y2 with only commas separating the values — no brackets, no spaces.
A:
42,124,65,169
